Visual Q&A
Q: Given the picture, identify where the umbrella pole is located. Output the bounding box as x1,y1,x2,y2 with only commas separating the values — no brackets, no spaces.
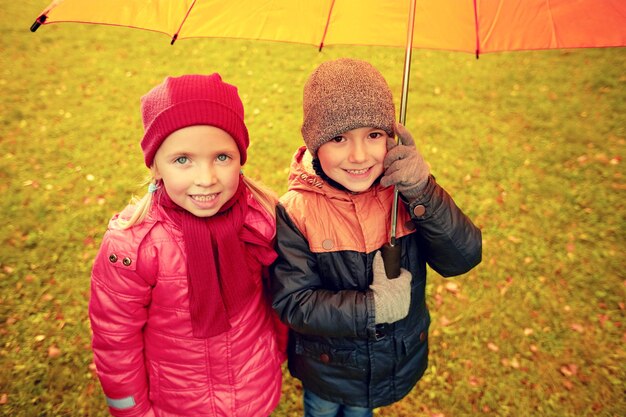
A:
382,0,416,279
390,0,416,244
399,0,417,127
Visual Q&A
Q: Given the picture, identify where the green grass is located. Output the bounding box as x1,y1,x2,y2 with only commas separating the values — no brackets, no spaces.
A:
1,1,625,416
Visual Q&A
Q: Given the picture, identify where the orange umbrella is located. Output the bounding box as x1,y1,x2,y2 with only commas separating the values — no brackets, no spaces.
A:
30,0,626,124
30,0,626,273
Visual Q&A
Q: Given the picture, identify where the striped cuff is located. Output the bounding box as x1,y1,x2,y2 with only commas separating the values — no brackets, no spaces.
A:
106,395,136,410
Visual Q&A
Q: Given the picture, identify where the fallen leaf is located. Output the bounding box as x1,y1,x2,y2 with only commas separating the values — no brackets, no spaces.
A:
570,323,585,333
560,364,578,377
487,342,499,352
444,282,459,294
439,316,452,327
434,293,443,308
48,345,61,358
507,235,521,243
597,314,609,328
0,394,7,405
468,375,481,387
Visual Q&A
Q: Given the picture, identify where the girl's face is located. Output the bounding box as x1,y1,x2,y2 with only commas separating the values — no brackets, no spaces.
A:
152,125,241,217
317,126,389,193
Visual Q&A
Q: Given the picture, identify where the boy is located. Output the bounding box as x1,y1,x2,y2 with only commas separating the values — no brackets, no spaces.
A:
271,58,482,417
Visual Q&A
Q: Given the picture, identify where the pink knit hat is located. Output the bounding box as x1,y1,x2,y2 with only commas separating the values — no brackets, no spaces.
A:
140,74,249,167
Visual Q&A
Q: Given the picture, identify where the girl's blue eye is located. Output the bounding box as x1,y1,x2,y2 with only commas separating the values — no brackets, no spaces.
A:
216,154,230,162
174,156,188,164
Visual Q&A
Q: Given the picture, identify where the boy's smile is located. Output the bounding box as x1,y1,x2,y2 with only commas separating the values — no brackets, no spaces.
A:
151,125,242,217
317,126,389,193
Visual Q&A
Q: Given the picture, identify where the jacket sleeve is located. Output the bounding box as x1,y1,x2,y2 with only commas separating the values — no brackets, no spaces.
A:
89,229,155,417
408,176,482,277
270,204,375,339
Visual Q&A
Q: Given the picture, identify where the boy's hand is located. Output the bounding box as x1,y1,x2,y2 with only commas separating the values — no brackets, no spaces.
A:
380,123,430,200
370,252,412,325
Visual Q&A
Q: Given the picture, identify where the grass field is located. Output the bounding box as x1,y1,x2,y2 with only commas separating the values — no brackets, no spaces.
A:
1,1,625,416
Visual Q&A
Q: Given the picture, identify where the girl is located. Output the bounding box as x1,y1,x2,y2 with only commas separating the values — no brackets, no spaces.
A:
90,74,285,417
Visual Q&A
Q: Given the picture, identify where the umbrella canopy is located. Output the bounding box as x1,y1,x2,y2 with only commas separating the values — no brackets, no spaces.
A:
32,0,626,54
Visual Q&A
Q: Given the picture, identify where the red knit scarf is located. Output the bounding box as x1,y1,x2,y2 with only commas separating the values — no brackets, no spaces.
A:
156,176,276,338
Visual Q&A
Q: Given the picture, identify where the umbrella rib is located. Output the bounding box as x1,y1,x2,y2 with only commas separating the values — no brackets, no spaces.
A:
473,0,480,58
319,0,337,51
545,0,559,48
171,0,198,44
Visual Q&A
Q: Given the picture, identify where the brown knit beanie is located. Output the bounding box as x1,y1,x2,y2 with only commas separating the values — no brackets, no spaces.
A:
301,58,396,158
140,74,249,167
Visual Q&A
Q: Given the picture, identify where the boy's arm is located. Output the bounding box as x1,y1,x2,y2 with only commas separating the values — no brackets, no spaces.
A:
406,175,482,277
382,123,481,276
90,232,155,417
270,204,375,339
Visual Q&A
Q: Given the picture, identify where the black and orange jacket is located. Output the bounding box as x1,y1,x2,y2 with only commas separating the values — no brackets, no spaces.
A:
271,146,482,408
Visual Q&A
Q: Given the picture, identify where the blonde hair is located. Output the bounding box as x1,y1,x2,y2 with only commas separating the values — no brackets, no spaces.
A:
118,175,277,230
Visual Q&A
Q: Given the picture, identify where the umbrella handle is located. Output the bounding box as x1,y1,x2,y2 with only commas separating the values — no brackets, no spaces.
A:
30,14,47,32
381,243,402,279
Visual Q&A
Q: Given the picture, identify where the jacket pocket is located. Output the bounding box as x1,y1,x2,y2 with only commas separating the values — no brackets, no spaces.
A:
153,360,208,391
294,335,359,369
399,317,430,358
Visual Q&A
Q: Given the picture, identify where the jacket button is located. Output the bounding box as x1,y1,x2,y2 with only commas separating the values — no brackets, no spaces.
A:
122,257,132,266
419,331,426,342
412,205,426,217
322,239,334,250
108,254,118,263
320,353,330,363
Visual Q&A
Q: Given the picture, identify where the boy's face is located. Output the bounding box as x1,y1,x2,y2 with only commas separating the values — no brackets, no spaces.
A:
317,126,389,193
151,125,242,217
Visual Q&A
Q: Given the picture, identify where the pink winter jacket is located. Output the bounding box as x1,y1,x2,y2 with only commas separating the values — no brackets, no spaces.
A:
90,193,286,417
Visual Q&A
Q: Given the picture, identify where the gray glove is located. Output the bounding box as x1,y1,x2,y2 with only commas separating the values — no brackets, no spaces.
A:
370,252,412,324
380,123,430,200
